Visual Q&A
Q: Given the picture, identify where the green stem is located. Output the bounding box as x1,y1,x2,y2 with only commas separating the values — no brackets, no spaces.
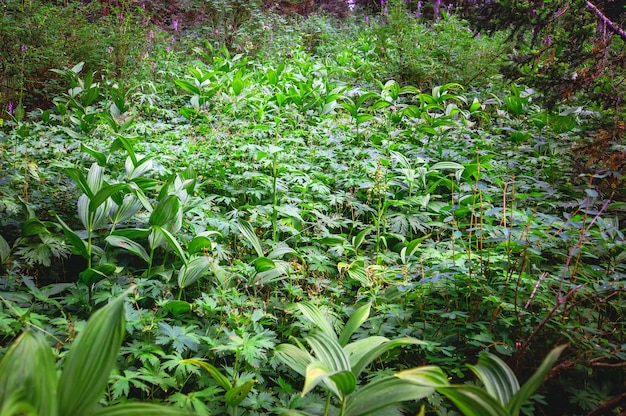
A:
272,155,278,242
323,394,331,416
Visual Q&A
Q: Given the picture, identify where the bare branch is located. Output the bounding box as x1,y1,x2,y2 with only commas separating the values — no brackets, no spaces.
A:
586,1,626,42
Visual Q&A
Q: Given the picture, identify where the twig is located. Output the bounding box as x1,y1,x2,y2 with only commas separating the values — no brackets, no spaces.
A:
586,390,626,416
586,1,626,42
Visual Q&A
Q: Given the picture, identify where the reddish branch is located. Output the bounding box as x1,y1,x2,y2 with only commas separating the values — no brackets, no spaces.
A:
586,1,626,42
586,390,626,416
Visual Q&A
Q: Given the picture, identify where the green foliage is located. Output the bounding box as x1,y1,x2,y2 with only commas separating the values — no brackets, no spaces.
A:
0,287,189,415
0,6,624,416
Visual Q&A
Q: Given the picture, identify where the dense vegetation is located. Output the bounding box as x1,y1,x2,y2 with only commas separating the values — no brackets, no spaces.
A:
0,0,625,415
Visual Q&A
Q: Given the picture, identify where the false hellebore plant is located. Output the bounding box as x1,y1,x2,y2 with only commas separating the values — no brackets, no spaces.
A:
0,287,190,416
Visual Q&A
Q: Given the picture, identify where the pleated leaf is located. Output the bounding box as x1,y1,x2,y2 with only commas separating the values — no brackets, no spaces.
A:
178,256,211,289
237,219,264,258
302,361,333,396
0,330,58,416
297,301,337,341
344,376,434,416
437,385,508,416
57,288,132,416
150,195,181,228
395,366,450,388
506,345,567,416
105,236,150,263
348,337,425,378
306,331,350,373
274,343,314,376
467,353,519,406
328,370,357,398
91,402,191,415
338,303,370,347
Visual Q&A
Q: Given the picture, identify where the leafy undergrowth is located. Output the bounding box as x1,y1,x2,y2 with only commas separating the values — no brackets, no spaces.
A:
0,11,624,416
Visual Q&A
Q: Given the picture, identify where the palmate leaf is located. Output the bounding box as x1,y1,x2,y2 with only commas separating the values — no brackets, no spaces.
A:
57,287,132,416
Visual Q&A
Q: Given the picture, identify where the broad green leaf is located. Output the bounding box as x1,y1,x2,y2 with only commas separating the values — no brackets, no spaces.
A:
302,361,333,396
274,343,314,376
348,337,426,378
91,402,192,415
178,256,211,289
105,236,150,263
430,162,464,171
0,233,10,264
506,345,567,416
110,136,137,165
395,366,450,388
254,256,276,272
150,195,181,228
237,220,264,258
356,114,374,125
181,359,232,390
22,218,49,236
338,303,370,347
150,226,186,262
174,79,202,95
468,353,519,407
0,330,58,416
306,331,350,373
187,235,215,255
165,300,192,316
352,227,373,251
89,183,127,213
438,385,508,416
64,168,92,198
58,288,132,416
80,144,107,166
225,380,256,408
112,195,143,224
329,370,357,398
86,163,104,195
344,376,434,416
297,302,337,341
79,264,116,285
56,216,89,260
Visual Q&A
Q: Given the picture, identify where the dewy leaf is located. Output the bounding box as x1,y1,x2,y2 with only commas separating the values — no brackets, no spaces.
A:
0,330,58,416
57,287,133,416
